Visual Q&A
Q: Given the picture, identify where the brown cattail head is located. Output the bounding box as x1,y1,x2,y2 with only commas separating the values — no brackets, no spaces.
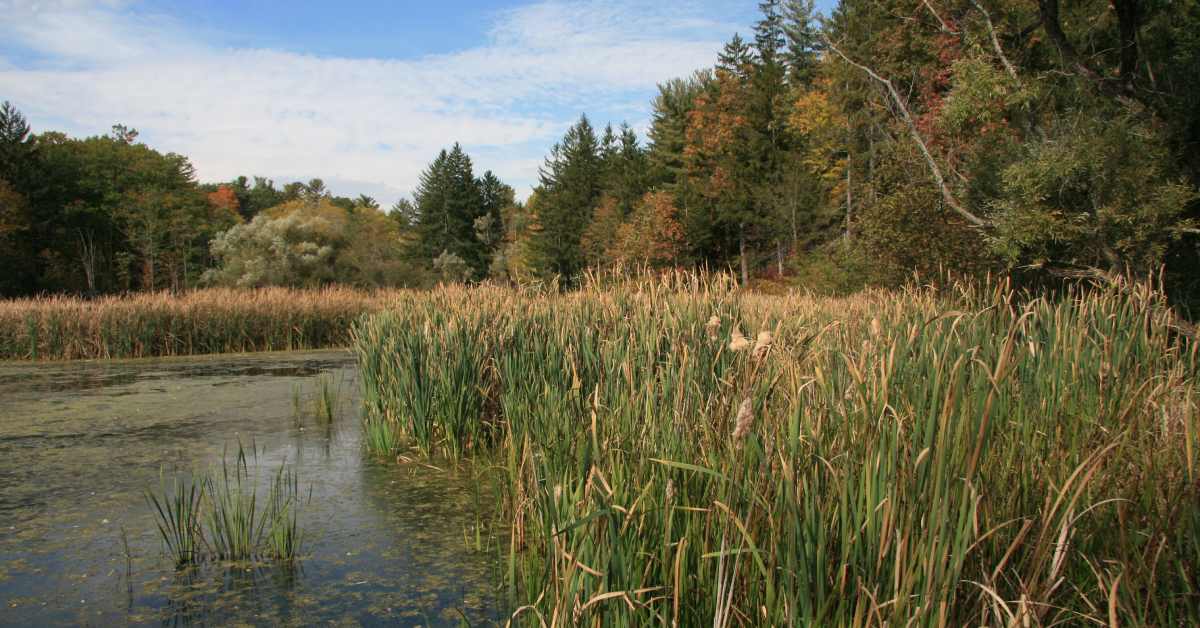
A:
732,397,753,443
728,325,750,352
752,330,773,361
705,315,721,341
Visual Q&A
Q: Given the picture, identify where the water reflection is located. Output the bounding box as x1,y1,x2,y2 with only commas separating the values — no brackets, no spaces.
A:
0,350,504,626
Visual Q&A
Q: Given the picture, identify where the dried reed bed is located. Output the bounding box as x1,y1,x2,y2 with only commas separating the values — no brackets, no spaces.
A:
353,272,1200,626
0,286,398,360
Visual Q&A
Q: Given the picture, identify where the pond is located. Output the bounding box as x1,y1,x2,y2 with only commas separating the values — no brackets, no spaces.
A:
0,350,505,626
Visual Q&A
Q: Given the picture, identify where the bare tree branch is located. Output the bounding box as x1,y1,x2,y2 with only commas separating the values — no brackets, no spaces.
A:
922,0,958,34
823,36,988,228
969,0,1020,84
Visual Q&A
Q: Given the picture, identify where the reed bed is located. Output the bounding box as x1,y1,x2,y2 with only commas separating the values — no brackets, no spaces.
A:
352,272,1200,626
0,286,399,360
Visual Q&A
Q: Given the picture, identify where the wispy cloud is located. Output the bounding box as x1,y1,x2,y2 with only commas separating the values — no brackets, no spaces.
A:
0,0,749,203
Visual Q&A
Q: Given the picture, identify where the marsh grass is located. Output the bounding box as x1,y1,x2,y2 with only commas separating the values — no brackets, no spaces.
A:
0,286,400,361
353,271,1200,626
292,374,346,426
147,444,307,566
147,473,205,566
313,374,343,424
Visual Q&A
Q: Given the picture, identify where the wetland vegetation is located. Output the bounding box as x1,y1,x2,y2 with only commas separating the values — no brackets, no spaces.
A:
2,0,1199,623
0,287,392,361
0,351,504,625
353,274,1199,625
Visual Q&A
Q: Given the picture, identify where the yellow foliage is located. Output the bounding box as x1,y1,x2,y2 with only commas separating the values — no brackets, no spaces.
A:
788,80,848,196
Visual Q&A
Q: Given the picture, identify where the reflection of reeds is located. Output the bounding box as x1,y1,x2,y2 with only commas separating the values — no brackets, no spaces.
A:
351,270,1200,625
147,444,306,565
0,286,401,361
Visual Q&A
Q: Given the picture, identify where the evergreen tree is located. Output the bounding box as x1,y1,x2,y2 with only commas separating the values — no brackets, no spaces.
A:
647,73,710,190
476,170,512,259
413,144,489,277
781,0,821,86
717,34,755,79
529,115,602,279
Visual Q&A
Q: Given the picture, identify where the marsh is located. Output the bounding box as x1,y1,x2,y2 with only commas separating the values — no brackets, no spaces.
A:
0,350,503,626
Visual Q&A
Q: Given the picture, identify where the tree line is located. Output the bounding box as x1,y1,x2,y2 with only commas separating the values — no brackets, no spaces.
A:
406,0,1200,300
2,0,1198,300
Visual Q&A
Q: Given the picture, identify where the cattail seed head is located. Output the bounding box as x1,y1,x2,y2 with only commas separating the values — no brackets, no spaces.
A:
728,325,750,352
752,330,773,360
732,397,754,443
705,315,721,341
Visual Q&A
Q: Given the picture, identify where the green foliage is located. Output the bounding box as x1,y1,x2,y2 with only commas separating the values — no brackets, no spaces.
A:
527,116,604,280
147,445,306,565
203,212,337,288
204,198,418,288
353,276,1200,624
413,144,497,278
988,113,1196,271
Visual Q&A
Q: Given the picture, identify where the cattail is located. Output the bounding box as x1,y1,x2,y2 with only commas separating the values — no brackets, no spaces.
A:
728,325,750,352
752,330,773,361
705,315,721,341
732,397,753,443
665,478,676,506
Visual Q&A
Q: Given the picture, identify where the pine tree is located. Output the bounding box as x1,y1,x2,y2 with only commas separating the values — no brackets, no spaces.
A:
0,101,37,191
781,0,821,86
717,34,755,79
413,145,488,276
476,170,512,258
648,72,710,190
529,115,602,280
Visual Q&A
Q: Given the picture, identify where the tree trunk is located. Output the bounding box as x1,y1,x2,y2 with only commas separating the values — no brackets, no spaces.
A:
77,230,98,296
845,143,853,240
738,223,749,287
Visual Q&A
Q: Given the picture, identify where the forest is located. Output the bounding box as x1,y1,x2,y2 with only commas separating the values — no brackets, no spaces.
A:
1,0,1197,303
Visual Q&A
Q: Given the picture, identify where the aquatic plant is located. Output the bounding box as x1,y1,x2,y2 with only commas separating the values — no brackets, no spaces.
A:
362,413,402,458
352,270,1200,625
0,286,402,361
263,464,306,561
148,445,307,565
204,448,264,561
313,374,342,424
147,473,205,566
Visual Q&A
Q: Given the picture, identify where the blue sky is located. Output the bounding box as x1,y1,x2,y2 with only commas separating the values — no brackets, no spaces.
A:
0,0,831,205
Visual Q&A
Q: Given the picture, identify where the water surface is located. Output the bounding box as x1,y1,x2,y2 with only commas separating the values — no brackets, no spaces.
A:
0,350,503,626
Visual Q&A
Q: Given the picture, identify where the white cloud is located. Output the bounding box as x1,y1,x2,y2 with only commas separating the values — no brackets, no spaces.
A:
0,0,748,204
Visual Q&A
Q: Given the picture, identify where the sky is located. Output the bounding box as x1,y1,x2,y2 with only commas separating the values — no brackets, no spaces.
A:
0,0,829,206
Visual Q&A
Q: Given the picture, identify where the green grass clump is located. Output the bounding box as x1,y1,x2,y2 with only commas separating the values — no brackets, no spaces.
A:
147,445,307,565
147,473,204,566
353,272,1200,626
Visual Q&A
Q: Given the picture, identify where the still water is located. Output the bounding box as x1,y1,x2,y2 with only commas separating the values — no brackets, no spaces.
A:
0,350,504,626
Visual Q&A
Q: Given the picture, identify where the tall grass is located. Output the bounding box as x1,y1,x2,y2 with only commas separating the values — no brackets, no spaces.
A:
147,473,205,566
0,286,402,361
353,272,1200,625
147,445,307,565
